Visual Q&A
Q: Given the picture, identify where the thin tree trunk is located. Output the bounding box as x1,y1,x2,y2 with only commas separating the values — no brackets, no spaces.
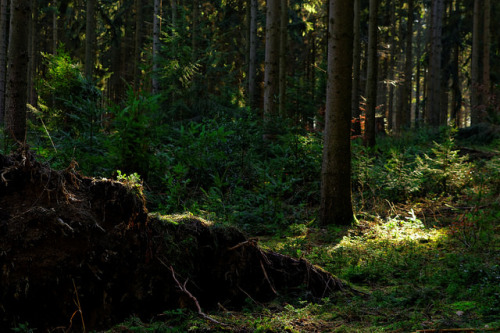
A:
278,0,287,116
401,0,413,129
5,0,32,143
134,0,144,91
27,0,37,107
482,0,490,105
0,0,9,124
52,0,57,54
470,0,482,125
85,0,96,79
248,0,258,109
320,0,354,226
152,0,161,94
415,13,422,127
425,0,444,126
351,0,361,135
263,0,280,119
364,0,378,147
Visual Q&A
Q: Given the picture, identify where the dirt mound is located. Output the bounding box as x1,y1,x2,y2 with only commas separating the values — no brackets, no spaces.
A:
0,148,345,331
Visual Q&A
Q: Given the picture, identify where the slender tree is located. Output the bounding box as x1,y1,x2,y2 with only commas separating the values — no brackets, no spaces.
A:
278,0,287,116
248,0,258,108
425,0,444,126
351,0,361,135
134,0,144,90
152,0,161,94
263,0,280,118
400,0,414,129
0,0,8,124
4,0,32,142
85,0,96,79
364,0,379,147
320,0,354,226
482,0,491,105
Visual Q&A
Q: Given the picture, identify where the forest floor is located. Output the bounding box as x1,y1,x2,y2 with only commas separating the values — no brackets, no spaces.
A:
2,138,499,332
104,147,500,332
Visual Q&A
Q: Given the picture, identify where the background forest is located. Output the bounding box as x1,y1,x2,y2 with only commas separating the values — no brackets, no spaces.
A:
0,0,499,332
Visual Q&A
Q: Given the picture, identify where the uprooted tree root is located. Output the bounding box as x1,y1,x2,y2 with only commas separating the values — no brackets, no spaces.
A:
0,148,349,331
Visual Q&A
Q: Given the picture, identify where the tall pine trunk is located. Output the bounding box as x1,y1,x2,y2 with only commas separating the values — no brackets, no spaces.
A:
263,0,280,119
364,0,378,147
400,0,413,129
152,0,161,94
85,0,96,79
278,0,287,116
0,0,8,124
248,0,258,109
425,0,444,126
5,0,32,143
351,0,361,135
320,0,354,226
482,0,490,107
134,0,144,91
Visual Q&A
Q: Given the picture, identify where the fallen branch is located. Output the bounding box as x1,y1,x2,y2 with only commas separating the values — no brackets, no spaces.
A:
163,260,227,327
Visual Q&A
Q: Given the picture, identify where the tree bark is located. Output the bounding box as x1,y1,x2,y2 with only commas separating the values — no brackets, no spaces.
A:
248,0,258,109
470,0,481,125
278,0,287,116
52,0,57,54
4,0,32,143
152,0,161,94
351,0,361,135
0,0,8,124
134,0,144,91
400,0,413,129
425,0,444,126
364,0,378,147
320,0,354,226
85,0,96,80
482,0,490,106
263,0,280,119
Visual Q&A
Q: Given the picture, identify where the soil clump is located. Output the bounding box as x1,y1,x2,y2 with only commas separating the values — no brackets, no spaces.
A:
0,148,345,331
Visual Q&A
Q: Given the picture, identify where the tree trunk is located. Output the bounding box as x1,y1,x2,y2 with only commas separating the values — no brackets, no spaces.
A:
134,0,144,91
320,0,354,226
263,0,280,119
386,3,396,131
364,0,378,147
470,0,481,125
248,0,258,109
278,0,287,116
351,0,361,136
400,0,413,129
152,0,161,94
4,0,32,143
482,0,490,107
52,0,57,54
85,0,96,79
27,0,37,107
415,12,423,127
425,0,444,126
0,0,8,124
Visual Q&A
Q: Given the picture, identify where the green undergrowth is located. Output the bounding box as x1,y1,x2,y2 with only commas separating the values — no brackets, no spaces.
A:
101,199,499,333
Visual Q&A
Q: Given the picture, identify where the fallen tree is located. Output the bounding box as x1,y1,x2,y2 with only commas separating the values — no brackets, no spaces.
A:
0,148,347,331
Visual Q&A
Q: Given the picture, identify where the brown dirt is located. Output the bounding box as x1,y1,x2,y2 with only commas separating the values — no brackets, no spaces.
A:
0,148,346,331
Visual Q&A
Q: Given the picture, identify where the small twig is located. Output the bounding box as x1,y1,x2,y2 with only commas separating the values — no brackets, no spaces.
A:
162,260,227,327
66,279,86,333
228,238,258,251
237,286,261,306
259,260,278,295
